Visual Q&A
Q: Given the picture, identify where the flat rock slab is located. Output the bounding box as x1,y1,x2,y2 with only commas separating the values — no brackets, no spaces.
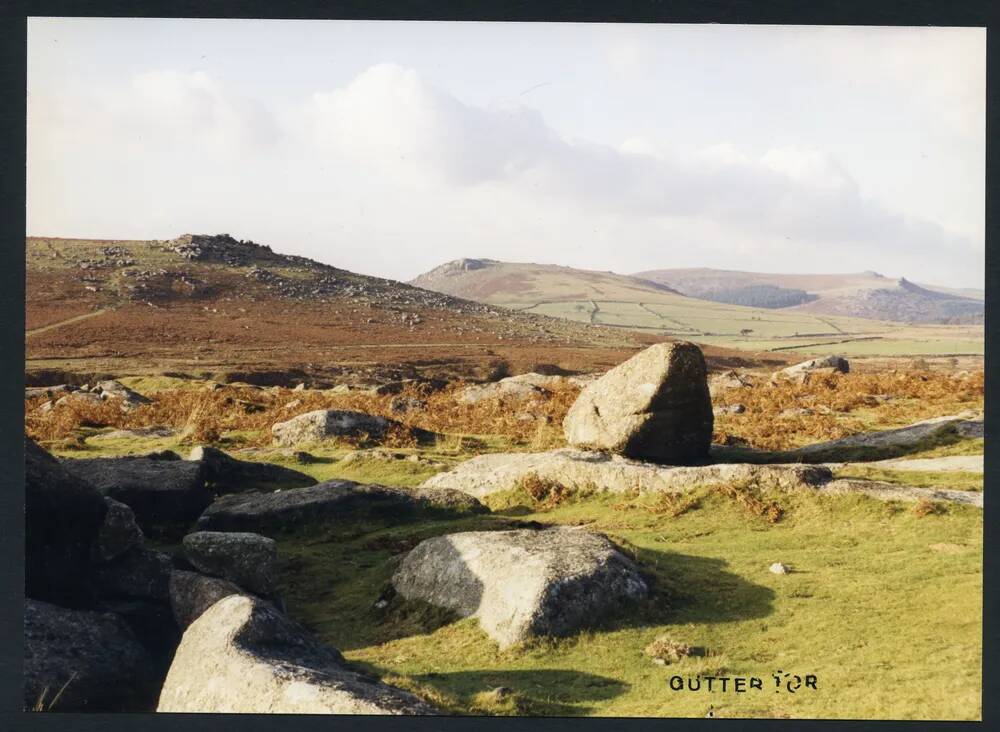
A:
187,445,317,493
786,415,983,461
420,448,831,499
196,479,485,533
563,342,713,464
61,456,210,535
392,527,648,649
819,479,983,508
182,531,277,595
830,455,984,474
25,599,156,712
157,595,435,714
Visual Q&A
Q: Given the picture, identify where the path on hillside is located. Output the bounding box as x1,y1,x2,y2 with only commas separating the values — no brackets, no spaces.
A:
26,309,111,337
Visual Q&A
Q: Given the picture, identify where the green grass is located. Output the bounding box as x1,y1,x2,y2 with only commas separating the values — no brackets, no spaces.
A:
275,488,982,720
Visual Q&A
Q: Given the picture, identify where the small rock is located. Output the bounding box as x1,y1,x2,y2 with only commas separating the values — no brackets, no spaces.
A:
769,562,790,575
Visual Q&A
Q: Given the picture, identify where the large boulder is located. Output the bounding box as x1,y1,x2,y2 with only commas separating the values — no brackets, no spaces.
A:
182,531,277,596
187,445,317,493
392,527,648,649
157,595,435,714
420,447,830,499
563,342,713,464
271,409,394,446
25,438,108,607
93,546,173,602
61,456,211,536
93,497,145,563
24,599,157,712
169,570,245,629
195,480,483,533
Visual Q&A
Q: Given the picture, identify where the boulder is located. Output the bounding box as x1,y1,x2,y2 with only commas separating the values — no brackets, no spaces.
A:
182,531,278,596
94,379,152,409
187,445,317,493
25,384,77,399
458,379,547,405
54,391,104,408
169,570,244,629
774,356,849,383
93,497,145,563
61,456,210,536
157,595,435,714
708,370,752,397
392,527,648,649
93,546,173,602
420,448,830,499
563,342,713,464
25,438,108,607
271,409,395,446
195,480,484,533
24,599,156,712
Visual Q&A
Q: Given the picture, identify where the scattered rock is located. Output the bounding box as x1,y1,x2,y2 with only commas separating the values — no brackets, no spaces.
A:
24,599,156,712
55,391,104,408
187,445,317,493
774,356,849,383
421,448,830,499
714,404,746,416
157,595,436,714
271,409,395,446
393,527,648,649
90,426,176,441
708,370,752,396
25,438,108,607
61,456,210,536
769,563,790,575
93,497,144,563
563,342,713,464
182,531,278,596
168,570,244,629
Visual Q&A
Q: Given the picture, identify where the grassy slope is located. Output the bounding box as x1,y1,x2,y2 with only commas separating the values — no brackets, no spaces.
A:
273,485,982,720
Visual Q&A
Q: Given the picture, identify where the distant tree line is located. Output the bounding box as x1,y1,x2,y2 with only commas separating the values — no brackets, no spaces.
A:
702,284,817,309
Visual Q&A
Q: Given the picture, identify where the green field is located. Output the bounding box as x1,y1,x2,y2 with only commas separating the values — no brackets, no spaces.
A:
508,299,983,357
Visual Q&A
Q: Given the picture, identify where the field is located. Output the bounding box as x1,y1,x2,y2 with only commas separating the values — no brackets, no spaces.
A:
510,299,984,357
29,362,985,720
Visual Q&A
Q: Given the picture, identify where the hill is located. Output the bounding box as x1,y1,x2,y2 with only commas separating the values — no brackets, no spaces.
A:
26,235,782,386
412,259,984,358
634,268,984,325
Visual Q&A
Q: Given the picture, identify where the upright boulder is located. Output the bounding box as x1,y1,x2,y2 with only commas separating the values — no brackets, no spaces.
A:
392,527,648,649
24,599,156,712
563,342,713,464
25,438,108,607
157,595,435,714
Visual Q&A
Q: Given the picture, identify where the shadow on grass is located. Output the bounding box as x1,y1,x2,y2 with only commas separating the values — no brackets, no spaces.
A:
409,668,629,715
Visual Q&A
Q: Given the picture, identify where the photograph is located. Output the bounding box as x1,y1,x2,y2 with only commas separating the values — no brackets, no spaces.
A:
22,16,985,719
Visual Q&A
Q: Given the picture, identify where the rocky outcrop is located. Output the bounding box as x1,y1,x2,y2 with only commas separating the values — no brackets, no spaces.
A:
420,448,830,499
168,570,245,629
182,531,278,596
25,599,156,712
392,527,648,649
563,342,713,464
187,445,317,493
196,479,484,533
61,456,211,536
25,438,108,607
157,595,435,714
271,409,395,446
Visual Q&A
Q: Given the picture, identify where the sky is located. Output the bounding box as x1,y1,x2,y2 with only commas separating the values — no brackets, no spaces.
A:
27,19,986,288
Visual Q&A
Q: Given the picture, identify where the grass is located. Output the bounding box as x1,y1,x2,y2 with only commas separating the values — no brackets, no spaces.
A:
274,488,982,720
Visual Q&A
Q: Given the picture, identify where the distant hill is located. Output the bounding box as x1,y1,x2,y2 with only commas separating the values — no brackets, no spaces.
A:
634,268,983,325
412,259,984,358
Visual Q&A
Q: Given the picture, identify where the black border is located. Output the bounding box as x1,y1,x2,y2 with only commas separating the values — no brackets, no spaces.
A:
2,2,996,731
